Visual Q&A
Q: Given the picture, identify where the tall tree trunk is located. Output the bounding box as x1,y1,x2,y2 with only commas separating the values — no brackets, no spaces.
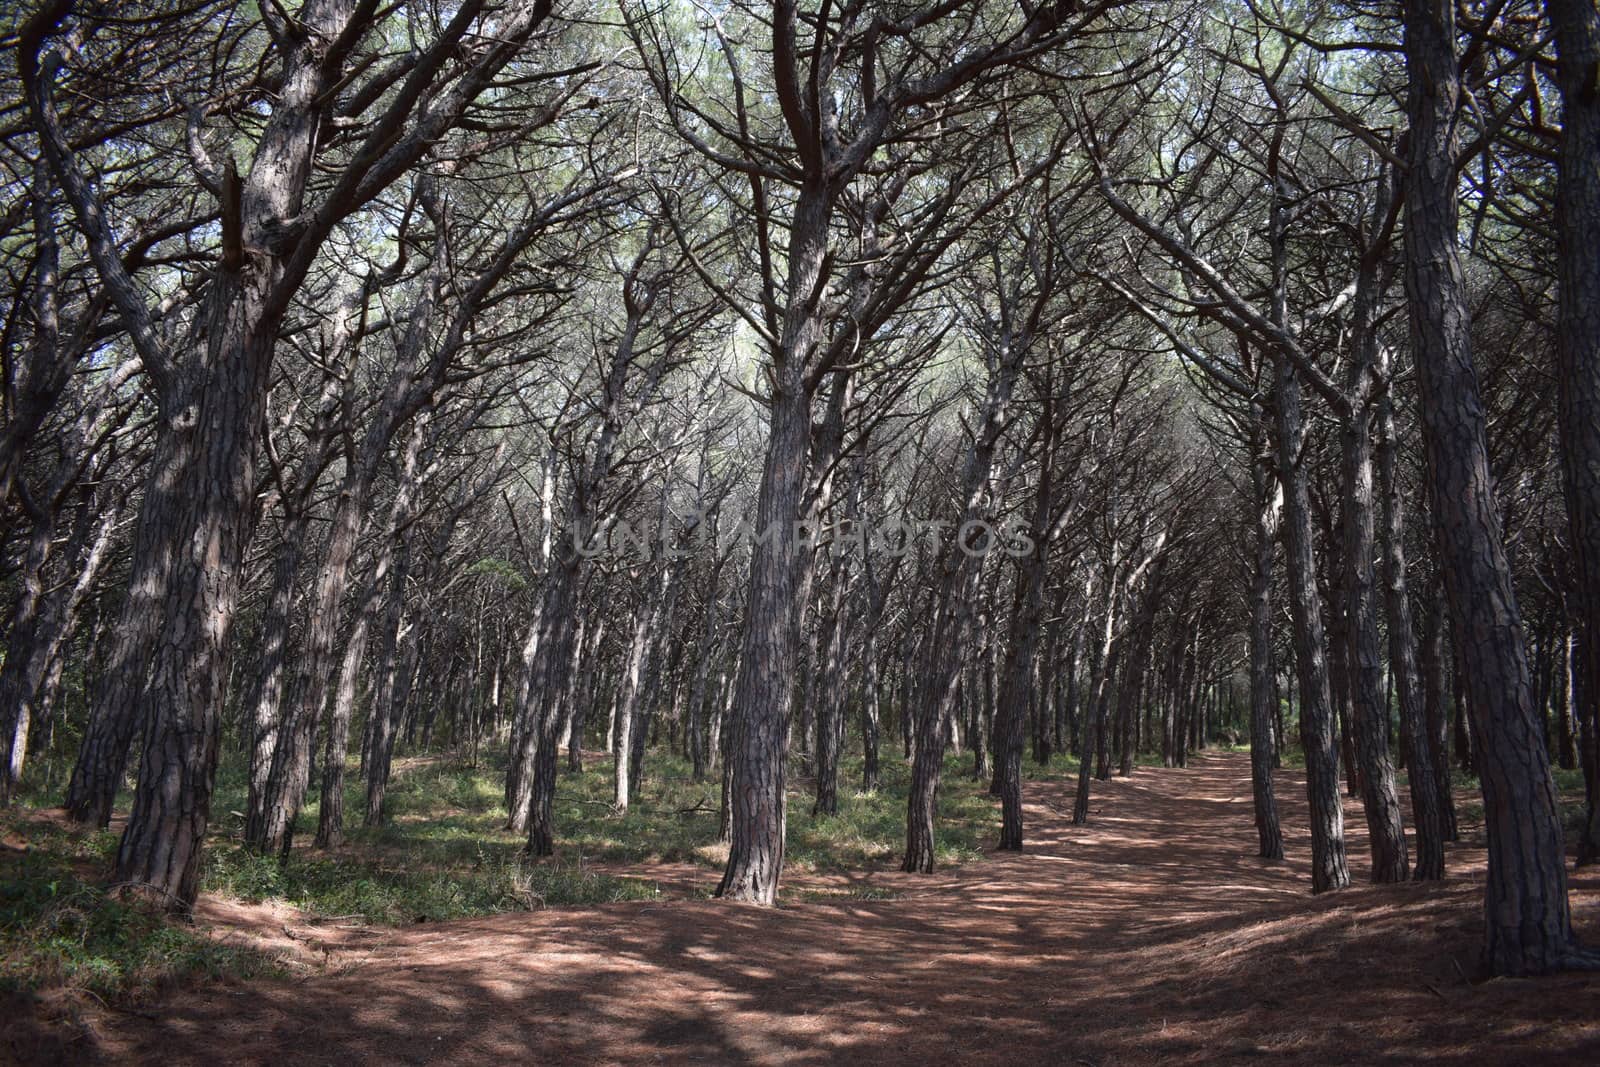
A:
1249,440,1285,861
1548,0,1600,870
1273,353,1350,893
1403,0,1584,973
904,336,1022,872
1377,375,1446,880
712,165,838,904
812,561,850,816
1339,203,1410,882
243,521,308,849
997,441,1057,848
315,608,371,849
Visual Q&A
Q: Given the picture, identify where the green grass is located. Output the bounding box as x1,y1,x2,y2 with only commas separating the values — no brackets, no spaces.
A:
202,844,662,923
0,737,1079,1002
0,828,282,1003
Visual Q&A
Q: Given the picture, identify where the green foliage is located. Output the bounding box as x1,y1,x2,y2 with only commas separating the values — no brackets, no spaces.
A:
203,843,660,924
463,556,528,590
0,846,281,1003
0,736,1085,1005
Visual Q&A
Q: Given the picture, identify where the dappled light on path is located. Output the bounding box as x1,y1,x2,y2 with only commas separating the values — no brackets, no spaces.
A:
80,754,1600,1065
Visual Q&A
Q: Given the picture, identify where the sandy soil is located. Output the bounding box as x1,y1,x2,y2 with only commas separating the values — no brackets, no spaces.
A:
10,752,1599,1065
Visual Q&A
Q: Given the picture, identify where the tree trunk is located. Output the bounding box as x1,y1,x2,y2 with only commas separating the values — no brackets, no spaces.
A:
1548,0,1600,871
1403,0,1583,973
363,527,415,827
1273,353,1350,893
0,492,117,804
1249,441,1285,861
813,561,850,816
1377,374,1446,880
113,267,281,905
997,530,1051,847
315,609,370,849
1073,561,1122,825
1340,234,1410,883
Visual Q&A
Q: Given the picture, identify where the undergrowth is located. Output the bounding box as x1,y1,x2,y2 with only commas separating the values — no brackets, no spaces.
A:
0,737,1072,1001
0,835,281,1003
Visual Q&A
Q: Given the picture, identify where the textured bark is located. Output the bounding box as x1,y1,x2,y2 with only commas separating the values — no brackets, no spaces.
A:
1249,446,1285,861
1549,0,1600,871
1339,204,1410,883
1273,354,1350,893
111,263,279,904
1073,561,1122,826
1377,382,1446,880
0,491,116,804
30,0,554,907
1404,0,1582,973
812,561,851,816
716,335,807,901
62,440,177,825
904,331,1023,872
314,610,370,849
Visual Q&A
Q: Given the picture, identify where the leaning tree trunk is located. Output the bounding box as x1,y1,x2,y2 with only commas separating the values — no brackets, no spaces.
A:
1403,0,1584,974
0,492,117,804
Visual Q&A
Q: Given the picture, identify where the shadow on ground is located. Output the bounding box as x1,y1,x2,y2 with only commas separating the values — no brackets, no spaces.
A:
18,753,1600,1066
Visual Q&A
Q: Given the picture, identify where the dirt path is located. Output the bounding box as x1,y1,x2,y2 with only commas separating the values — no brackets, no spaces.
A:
51,754,1600,1064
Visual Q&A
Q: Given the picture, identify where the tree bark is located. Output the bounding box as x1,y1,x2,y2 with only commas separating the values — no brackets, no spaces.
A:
1403,0,1584,973
1377,375,1447,880
1249,438,1286,861
1273,353,1350,893
1548,0,1600,871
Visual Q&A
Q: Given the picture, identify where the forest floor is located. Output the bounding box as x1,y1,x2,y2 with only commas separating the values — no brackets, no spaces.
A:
7,751,1600,1065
